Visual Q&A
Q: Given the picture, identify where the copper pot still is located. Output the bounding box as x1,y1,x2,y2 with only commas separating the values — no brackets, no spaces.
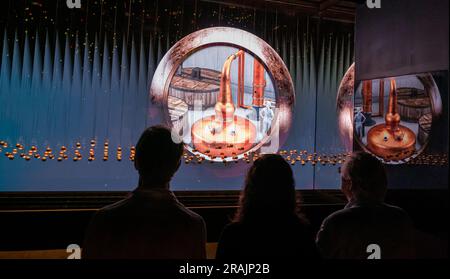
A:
336,63,442,164
149,27,295,161
366,79,416,161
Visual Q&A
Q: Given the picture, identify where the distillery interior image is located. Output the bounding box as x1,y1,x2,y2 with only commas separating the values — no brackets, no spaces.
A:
0,0,448,265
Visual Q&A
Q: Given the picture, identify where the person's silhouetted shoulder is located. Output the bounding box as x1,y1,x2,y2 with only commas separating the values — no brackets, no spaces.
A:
317,152,416,259
317,201,415,259
83,189,206,259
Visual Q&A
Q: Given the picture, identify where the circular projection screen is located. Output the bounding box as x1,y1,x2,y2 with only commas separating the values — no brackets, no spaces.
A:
150,27,295,162
337,63,442,164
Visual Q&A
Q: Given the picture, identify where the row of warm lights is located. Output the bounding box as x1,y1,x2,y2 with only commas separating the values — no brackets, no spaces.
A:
184,148,253,164
1,140,348,166
183,149,352,166
184,148,274,164
0,140,137,162
405,154,448,166
282,150,351,166
0,140,447,166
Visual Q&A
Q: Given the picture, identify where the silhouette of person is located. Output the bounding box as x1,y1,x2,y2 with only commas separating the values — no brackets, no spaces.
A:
82,125,206,259
260,101,274,134
354,107,366,138
316,152,415,259
216,154,319,259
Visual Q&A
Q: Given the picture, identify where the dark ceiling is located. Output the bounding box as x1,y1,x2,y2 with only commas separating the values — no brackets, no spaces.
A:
202,0,358,22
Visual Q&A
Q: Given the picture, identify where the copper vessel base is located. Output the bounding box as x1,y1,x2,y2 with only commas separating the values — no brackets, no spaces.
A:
366,124,416,161
191,115,257,158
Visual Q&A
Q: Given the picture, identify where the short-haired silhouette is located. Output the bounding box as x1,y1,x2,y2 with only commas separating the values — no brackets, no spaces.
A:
82,126,206,259
134,125,184,185
216,154,319,258
316,152,415,259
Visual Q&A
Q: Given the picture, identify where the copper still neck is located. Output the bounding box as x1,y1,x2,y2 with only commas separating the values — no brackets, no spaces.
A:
385,78,401,135
214,50,267,125
215,50,245,124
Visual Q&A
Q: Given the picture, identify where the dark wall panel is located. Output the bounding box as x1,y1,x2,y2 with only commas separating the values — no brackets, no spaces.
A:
356,0,449,80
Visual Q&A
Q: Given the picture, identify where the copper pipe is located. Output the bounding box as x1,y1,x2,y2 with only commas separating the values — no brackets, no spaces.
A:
378,79,384,116
252,59,266,108
215,50,244,124
362,80,372,113
237,51,248,108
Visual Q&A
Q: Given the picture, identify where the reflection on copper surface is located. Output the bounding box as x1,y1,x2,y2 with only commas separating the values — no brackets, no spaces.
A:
336,63,355,151
367,79,416,160
338,106,354,149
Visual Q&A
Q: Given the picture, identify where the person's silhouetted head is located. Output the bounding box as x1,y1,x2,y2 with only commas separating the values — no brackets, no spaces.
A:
340,151,387,203
235,154,301,223
134,125,184,188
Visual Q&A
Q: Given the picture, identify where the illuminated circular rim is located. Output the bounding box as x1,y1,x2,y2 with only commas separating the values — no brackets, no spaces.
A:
336,63,443,164
149,27,295,158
